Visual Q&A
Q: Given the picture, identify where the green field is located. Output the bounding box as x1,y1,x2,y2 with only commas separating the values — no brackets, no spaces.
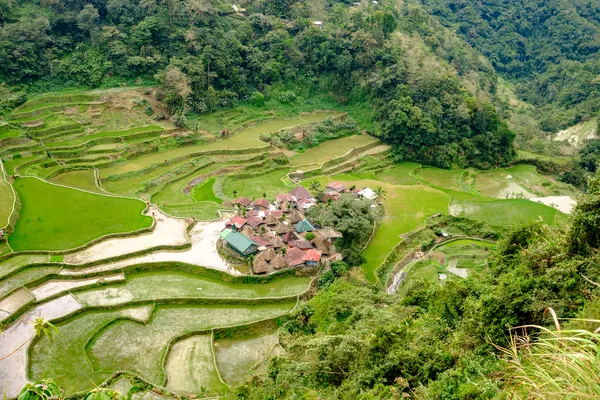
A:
165,335,227,393
0,168,14,228
191,177,221,203
29,307,150,394
98,112,337,178
162,203,223,220
75,271,310,306
50,170,103,193
9,177,152,251
44,126,163,148
415,167,465,191
505,164,548,186
88,303,296,385
289,135,378,167
376,163,420,185
222,169,293,199
449,198,559,226
215,330,279,385
362,184,451,282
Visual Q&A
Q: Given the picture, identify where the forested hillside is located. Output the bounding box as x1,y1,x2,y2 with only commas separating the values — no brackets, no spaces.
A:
0,0,514,168
416,0,600,130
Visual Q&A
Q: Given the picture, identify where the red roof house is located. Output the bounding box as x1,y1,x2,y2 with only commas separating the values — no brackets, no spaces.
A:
303,249,322,264
234,197,252,207
290,186,312,200
246,216,264,229
326,182,346,193
285,247,306,267
276,193,296,203
225,216,247,230
291,239,312,250
252,198,270,210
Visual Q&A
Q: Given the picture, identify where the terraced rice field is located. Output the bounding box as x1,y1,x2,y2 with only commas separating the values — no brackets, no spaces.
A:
0,88,574,398
9,177,152,251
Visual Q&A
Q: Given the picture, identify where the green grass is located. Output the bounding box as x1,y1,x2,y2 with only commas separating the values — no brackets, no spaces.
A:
449,198,559,226
97,113,338,178
215,331,279,385
376,163,421,185
505,164,549,186
161,203,224,220
362,184,451,282
516,150,570,165
473,169,533,199
75,271,310,307
29,307,144,395
0,130,21,140
0,266,61,298
45,126,163,148
9,177,152,251
0,255,49,280
222,169,293,200
88,303,297,386
3,155,44,175
50,170,103,193
165,335,227,393
415,167,465,191
0,169,14,228
102,159,192,196
191,177,221,203
289,135,379,168
397,260,442,296
149,162,219,205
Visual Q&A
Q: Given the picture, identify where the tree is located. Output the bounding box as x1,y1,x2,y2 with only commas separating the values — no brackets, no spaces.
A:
83,386,124,400
568,173,600,254
374,186,386,203
18,380,61,400
77,4,100,46
1,316,57,362
308,180,323,193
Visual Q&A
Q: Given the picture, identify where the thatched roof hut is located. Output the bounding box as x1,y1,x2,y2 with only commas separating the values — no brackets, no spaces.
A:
253,257,269,274
265,213,280,226
274,222,290,234
272,254,287,270
263,247,276,261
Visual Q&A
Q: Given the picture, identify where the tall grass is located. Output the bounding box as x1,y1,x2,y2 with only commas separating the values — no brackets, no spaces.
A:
500,310,600,399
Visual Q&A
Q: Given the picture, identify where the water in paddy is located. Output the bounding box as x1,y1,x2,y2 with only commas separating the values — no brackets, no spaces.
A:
76,271,311,306
98,112,342,177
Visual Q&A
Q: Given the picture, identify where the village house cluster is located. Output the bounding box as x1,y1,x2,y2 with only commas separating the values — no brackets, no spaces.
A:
219,181,375,274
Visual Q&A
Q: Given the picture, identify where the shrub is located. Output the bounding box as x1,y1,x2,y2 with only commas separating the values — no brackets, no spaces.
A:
278,90,297,104
145,106,153,116
171,113,187,128
250,91,265,106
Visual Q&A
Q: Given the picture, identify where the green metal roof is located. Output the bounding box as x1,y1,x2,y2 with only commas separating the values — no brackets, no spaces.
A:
220,228,232,239
224,231,257,254
294,219,315,233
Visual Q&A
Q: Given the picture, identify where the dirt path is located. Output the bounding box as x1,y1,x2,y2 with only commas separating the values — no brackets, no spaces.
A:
64,207,192,265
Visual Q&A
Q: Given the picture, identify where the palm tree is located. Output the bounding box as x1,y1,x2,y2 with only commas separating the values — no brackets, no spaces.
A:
375,186,387,203
308,180,322,193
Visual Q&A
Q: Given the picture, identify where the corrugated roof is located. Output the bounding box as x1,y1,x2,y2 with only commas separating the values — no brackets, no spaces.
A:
294,219,315,233
290,186,312,200
225,232,257,253
303,249,322,262
219,228,232,239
